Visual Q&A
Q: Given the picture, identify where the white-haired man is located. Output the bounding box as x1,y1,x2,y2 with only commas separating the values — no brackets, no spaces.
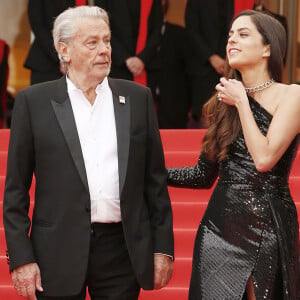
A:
4,6,174,300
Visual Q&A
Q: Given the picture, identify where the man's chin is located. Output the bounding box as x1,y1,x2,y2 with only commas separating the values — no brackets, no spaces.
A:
97,64,110,73
90,70,110,83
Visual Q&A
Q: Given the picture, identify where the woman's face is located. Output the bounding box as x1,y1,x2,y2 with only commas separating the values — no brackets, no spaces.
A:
226,15,270,70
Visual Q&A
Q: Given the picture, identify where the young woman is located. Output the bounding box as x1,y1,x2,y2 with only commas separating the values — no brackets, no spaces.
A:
168,10,300,299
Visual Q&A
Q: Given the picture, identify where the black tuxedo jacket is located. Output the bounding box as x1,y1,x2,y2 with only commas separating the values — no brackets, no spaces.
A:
24,0,79,73
147,22,189,129
3,76,174,296
95,0,163,80
184,0,234,76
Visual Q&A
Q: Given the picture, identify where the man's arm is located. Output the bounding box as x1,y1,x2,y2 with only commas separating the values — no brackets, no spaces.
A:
3,90,36,271
3,90,43,297
27,0,59,63
137,0,163,66
143,87,174,288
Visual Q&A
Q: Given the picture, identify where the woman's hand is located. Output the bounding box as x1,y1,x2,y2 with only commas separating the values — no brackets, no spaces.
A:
215,77,248,107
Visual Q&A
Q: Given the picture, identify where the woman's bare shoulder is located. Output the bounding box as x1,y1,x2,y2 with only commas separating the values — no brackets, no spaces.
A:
273,84,300,118
274,84,300,134
276,83,300,103
286,83,300,94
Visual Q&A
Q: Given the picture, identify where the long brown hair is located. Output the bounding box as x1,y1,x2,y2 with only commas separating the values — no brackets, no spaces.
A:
201,10,286,162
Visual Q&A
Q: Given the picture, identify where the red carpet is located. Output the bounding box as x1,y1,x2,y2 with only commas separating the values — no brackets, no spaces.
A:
0,129,299,299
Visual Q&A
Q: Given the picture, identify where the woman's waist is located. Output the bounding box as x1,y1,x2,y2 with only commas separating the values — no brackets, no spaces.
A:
215,179,293,206
218,173,289,189
211,181,295,216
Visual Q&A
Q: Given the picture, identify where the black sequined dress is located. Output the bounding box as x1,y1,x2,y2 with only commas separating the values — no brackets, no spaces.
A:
168,97,299,299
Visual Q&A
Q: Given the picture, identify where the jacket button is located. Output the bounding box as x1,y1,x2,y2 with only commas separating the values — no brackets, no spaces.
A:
85,206,91,213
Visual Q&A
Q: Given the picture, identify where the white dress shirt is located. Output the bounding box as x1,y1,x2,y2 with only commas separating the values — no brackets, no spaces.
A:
67,76,121,223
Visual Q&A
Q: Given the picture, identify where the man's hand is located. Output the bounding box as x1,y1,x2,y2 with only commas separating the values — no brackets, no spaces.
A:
125,57,145,77
153,253,173,289
12,262,43,300
209,54,225,75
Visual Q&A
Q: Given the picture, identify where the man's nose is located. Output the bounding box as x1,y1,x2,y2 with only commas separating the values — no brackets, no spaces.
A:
97,41,110,54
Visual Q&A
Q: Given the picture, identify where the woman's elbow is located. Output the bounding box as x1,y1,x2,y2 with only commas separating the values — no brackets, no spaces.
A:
254,156,276,172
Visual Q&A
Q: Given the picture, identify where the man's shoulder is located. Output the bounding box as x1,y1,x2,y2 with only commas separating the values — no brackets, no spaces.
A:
21,77,64,95
108,77,149,94
16,77,67,106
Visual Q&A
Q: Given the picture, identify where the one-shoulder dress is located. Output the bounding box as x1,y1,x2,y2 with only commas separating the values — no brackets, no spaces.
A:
168,96,299,299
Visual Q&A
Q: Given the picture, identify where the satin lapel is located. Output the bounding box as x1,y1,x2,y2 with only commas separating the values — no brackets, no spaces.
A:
109,79,130,196
50,79,89,191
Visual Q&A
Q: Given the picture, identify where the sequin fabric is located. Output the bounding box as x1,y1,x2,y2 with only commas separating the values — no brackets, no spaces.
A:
168,96,299,300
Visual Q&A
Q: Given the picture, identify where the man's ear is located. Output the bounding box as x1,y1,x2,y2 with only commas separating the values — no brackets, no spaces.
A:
57,41,71,63
262,44,270,58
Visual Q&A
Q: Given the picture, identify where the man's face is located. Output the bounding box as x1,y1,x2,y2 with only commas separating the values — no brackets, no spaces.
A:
65,17,112,82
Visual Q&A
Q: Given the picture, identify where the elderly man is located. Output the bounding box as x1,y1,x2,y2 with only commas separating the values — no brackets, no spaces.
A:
3,6,174,300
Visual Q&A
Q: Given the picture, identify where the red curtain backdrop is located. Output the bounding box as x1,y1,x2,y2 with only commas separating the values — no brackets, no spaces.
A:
234,0,254,16
0,40,9,128
134,0,153,86
75,0,86,6
0,41,4,62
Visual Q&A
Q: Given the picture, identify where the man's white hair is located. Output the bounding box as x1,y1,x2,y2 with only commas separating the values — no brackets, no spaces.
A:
52,6,110,61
